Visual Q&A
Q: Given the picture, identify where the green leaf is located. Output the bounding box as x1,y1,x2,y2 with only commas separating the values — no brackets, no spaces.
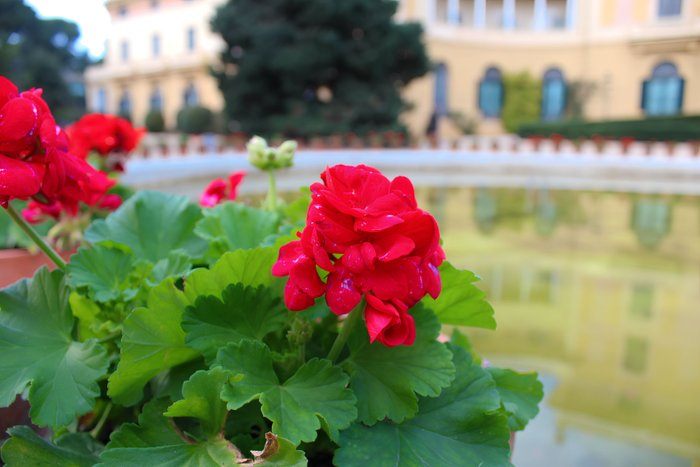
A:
217,340,357,445
195,203,281,258
108,279,199,406
85,191,207,263
69,291,102,341
149,250,193,286
0,268,109,428
335,346,512,467
1,426,99,467
67,245,136,302
422,262,496,329
450,328,482,366
165,368,232,436
106,399,182,448
487,367,543,432
281,187,311,226
183,283,287,362
245,433,307,467
99,399,239,467
344,303,455,425
185,247,280,303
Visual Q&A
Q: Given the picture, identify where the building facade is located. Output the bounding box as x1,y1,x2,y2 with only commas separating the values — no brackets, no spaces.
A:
86,0,700,137
399,0,700,136
85,0,225,129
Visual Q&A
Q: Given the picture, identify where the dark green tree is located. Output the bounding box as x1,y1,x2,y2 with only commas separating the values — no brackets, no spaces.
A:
211,0,430,137
0,0,91,123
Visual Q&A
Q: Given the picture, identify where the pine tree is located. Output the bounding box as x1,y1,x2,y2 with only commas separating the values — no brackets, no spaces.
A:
211,0,429,137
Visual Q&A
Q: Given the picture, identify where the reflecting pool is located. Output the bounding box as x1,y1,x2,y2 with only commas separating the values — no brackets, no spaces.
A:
422,187,700,467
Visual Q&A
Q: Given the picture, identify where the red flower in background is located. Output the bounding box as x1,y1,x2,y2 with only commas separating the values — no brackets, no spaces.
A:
272,164,444,347
200,171,246,207
66,113,145,172
0,75,121,215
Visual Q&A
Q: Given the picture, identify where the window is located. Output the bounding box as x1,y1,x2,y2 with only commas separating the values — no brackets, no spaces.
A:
186,27,196,51
118,5,127,17
434,63,448,117
120,40,129,62
152,34,160,57
658,0,682,17
118,90,131,119
623,336,650,374
183,83,198,106
150,0,159,8
96,88,107,113
478,67,503,118
150,86,163,111
641,62,684,116
541,68,567,120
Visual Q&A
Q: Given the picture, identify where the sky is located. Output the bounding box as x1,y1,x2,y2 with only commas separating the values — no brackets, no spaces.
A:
23,0,111,58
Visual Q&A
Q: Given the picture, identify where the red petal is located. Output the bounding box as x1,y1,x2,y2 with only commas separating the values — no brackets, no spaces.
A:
364,295,398,343
0,154,44,198
0,98,38,151
354,214,403,232
0,76,19,109
390,176,417,209
325,269,362,315
284,282,316,311
374,234,415,262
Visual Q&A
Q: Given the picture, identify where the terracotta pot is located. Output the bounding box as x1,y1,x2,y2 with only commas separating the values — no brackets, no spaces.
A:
0,249,70,288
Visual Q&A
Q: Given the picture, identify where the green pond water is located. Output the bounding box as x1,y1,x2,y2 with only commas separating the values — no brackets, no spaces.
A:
421,186,700,467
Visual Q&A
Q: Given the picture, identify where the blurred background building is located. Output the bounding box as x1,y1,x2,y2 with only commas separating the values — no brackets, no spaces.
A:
85,0,225,129
84,0,700,136
399,0,700,137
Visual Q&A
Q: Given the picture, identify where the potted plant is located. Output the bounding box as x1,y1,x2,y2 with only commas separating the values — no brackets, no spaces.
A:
0,77,544,466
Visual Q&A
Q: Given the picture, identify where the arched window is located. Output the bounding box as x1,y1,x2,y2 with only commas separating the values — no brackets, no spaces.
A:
183,83,198,107
150,86,163,111
152,34,161,57
118,90,131,119
642,62,684,116
541,68,566,121
478,67,503,118
434,63,448,117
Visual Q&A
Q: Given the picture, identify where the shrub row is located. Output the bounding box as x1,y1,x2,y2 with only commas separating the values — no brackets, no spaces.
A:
518,115,700,142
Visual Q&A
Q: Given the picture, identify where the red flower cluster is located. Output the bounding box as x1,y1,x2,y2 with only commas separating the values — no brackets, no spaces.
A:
66,113,145,172
200,171,246,207
0,76,118,213
272,165,444,346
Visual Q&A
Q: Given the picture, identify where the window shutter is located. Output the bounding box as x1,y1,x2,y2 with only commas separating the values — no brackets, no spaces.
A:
676,79,685,114
641,80,649,113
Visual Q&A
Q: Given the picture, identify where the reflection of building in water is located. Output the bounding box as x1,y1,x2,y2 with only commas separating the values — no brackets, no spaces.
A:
429,186,700,462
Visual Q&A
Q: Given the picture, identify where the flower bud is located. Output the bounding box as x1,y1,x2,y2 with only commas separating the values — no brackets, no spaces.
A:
276,140,297,168
247,136,269,169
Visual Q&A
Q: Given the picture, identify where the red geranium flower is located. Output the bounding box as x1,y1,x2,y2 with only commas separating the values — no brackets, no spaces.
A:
66,113,145,172
272,164,444,347
0,75,121,214
200,171,246,207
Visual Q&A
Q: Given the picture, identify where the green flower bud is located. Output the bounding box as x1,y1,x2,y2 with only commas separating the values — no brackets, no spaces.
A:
247,136,269,170
276,140,297,168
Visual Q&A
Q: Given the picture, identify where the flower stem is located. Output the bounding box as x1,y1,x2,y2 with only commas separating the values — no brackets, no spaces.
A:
89,402,112,439
265,170,277,211
326,302,364,363
5,204,67,270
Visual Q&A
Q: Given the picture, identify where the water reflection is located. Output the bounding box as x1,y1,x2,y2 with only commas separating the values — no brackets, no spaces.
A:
424,186,700,466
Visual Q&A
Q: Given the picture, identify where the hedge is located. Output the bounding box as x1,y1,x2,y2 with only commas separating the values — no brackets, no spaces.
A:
517,115,700,142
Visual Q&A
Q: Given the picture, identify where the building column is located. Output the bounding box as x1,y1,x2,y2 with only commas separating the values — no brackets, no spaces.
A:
534,0,547,30
474,0,486,28
427,0,437,23
447,0,460,24
503,0,516,29
565,0,576,29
